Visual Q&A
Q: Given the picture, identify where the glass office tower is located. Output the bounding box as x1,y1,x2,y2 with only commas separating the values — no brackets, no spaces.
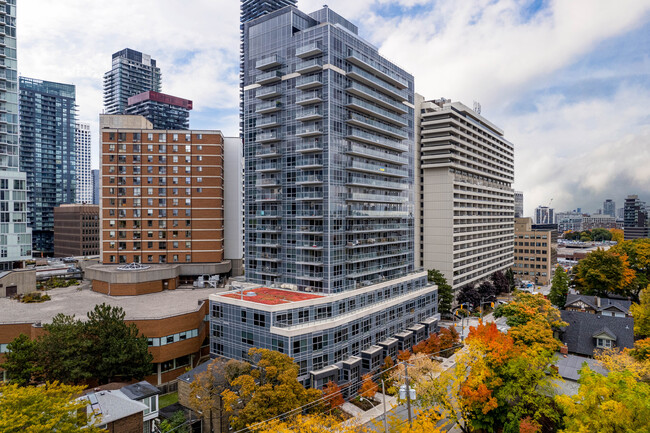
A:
0,0,31,269
211,4,438,388
19,78,77,254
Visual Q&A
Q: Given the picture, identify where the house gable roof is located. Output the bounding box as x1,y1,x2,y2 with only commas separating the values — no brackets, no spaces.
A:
560,310,634,356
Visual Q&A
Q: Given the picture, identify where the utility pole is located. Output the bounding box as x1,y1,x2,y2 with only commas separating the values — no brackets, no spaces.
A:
381,379,388,433
404,362,413,428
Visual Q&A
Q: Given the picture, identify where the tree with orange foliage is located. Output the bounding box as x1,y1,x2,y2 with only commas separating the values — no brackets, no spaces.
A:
322,380,344,411
412,332,440,355
420,322,561,433
397,350,411,362
359,373,378,401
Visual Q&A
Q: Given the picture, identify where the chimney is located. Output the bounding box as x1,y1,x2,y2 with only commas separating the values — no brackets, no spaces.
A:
596,297,601,308
560,344,568,355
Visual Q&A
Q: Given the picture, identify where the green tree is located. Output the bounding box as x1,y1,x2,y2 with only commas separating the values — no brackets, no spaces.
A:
491,270,509,294
557,367,650,432
159,410,190,433
38,314,92,385
631,287,650,338
591,228,612,241
428,269,453,315
84,303,153,384
611,238,650,299
494,292,566,329
573,248,636,297
0,381,104,432
0,334,41,386
221,348,322,431
505,268,516,291
549,265,569,307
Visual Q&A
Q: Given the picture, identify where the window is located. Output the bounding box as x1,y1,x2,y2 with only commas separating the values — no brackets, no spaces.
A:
241,332,254,345
596,338,613,349
253,313,266,327
312,334,328,351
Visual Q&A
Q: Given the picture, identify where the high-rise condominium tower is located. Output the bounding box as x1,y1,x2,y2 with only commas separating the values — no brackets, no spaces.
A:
0,0,31,269
535,206,554,225
91,169,100,205
416,97,515,291
103,49,162,115
75,123,92,204
514,191,524,218
603,199,616,218
210,4,438,389
623,195,648,240
19,77,76,255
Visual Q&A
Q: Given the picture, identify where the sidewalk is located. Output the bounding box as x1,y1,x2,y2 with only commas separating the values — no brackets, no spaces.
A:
341,392,398,427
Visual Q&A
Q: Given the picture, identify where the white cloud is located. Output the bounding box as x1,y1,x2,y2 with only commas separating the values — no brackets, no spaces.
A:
17,0,650,214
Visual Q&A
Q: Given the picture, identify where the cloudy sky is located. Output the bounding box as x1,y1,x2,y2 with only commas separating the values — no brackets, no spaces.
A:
19,0,650,216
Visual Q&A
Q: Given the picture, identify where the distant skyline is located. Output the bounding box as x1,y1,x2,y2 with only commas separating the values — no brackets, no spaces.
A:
18,0,650,216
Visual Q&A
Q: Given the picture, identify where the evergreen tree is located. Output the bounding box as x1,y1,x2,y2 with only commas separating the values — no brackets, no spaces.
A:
428,269,453,315
549,266,570,308
0,334,41,386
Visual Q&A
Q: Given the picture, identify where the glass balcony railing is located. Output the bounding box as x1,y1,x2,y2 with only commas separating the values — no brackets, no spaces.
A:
346,143,408,165
347,192,408,203
256,54,282,70
296,191,324,200
296,58,323,73
256,86,281,99
346,81,407,114
296,174,323,184
256,178,280,187
296,91,322,105
256,192,282,201
296,74,322,90
296,125,323,137
256,100,282,113
347,65,408,101
256,161,280,172
296,139,323,152
346,49,409,88
257,116,280,128
296,155,323,168
256,70,283,84
347,127,408,152
347,112,408,140
346,176,405,190
255,146,280,157
348,209,410,218
347,160,408,177
296,108,322,121
346,96,407,126
256,131,281,143
296,43,322,58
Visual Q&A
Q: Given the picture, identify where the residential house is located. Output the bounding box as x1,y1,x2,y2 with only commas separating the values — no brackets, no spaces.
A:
120,381,161,433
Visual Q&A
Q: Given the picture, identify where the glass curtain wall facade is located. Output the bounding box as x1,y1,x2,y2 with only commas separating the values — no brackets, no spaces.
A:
211,5,438,387
75,122,92,203
0,0,31,269
19,77,77,254
103,49,162,115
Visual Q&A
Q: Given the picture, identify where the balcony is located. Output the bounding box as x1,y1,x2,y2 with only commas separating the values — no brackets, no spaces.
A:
256,178,280,187
345,236,411,248
296,125,323,138
346,176,405,191
347,113,408,140
256,70,283,85
256,131,281,143
256,54,282,70
256,255,281,263
346,128,408,152
346,49,409,89
256,100,282,114
348,209,410,218
296,241,323,249
257,116,280,129
347,65,407,101
296,174,323,185
296,58,323,74
347,160,408,177
346,82,407,114
296,139,323,153
296,108,322,122
255,210,280,218
346,97,407,126
296,91,322,105
254,240,280,247
296,75,322,90
256,86,281,100
256,161,280,172
296,255,323,265
257,267,281,276
255,192,282,201
296,191,323,201
255,146,280,158
297,209,324,218
347,192,408,203
296,225,324,234
296,43,323,58
253,225,282,233
345,143,408,165
296,155,323,169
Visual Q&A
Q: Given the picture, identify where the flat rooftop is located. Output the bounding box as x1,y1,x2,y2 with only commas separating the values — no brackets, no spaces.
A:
0,285,225,324
220,287,323,305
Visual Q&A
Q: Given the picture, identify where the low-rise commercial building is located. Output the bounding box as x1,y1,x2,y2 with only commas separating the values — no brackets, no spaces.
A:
512,217,556,285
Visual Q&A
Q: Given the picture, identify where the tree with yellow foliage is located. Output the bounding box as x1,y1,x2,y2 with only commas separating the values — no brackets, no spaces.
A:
631,286,650,337
0,381,104,432
556,366,650,432
250,414,367,433
610,228,624,243
573,247,636,298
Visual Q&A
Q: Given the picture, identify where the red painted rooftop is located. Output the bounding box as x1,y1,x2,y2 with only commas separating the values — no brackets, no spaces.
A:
220,287,323,305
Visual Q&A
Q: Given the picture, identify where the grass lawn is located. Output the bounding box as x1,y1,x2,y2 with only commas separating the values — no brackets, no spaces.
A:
159,391,179,408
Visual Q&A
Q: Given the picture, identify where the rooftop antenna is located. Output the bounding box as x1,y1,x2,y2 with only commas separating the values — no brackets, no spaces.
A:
473,101,481,115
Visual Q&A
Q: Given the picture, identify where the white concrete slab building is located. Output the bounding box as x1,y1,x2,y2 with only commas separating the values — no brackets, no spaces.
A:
416,97,514,291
